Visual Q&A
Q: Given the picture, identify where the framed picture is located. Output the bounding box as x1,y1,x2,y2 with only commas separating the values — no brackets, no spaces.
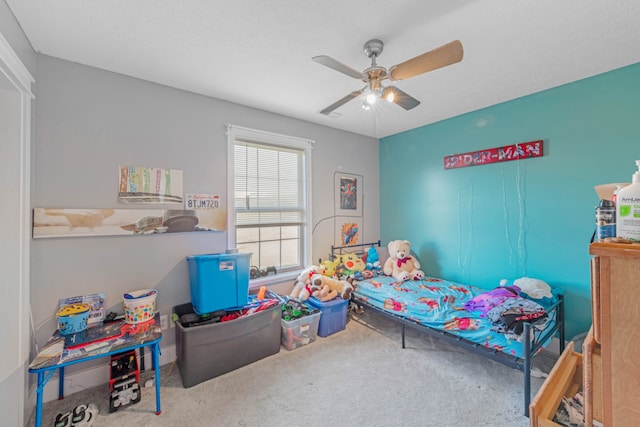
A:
118,165,184,204
33,207,227,238
334,172,363,217
335,221,360,247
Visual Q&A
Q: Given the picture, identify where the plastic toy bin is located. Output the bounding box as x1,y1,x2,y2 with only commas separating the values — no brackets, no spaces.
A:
174,296,282,388
306,297,349,337
186,252,250,314
281,310,321,351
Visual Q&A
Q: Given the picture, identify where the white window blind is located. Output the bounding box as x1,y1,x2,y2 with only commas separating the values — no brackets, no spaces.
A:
227,125,313,274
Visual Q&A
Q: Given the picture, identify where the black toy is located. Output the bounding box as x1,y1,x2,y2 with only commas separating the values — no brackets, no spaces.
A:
109,350,141,412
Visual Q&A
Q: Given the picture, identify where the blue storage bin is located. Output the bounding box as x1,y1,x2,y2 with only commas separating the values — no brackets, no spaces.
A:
186,253,250,314
306,296,349,337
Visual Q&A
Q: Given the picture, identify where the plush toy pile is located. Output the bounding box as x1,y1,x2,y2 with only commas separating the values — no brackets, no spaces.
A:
289,264,354,302
289,265,324,301
289,239,426,302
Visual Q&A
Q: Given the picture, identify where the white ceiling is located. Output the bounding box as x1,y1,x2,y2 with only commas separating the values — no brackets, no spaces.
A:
7,0,640,138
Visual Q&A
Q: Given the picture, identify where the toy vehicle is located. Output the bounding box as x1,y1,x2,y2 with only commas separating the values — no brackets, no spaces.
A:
109,350,141,412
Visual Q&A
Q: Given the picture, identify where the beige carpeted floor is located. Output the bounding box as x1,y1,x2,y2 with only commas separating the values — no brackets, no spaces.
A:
31,309,559,427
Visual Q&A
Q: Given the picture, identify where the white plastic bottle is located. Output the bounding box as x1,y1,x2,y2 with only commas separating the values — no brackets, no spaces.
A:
616,160,640,242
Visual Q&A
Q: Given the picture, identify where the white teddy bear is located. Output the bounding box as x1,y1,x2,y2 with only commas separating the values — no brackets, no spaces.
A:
383,240,424,281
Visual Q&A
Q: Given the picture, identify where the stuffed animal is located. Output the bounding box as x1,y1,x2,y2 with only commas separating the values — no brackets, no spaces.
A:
311,284,338,302
310,275,355,300
319,258,340,277
337,252,366,278
365,246,381,271
383,240,424,281
290,265,323,301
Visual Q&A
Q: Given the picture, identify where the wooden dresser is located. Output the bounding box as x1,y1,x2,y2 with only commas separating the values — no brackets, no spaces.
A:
589,242,640,426
530,242,640,426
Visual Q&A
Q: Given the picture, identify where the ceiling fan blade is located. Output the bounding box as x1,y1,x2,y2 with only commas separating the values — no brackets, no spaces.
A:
389,40,463,81
382,86,420,110
319,90,363,115
312,55,363,79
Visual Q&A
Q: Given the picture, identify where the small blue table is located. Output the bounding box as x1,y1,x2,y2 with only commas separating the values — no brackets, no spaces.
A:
29,318,163,427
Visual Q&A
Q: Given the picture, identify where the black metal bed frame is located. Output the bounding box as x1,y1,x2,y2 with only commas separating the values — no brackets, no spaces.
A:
330,242,565,417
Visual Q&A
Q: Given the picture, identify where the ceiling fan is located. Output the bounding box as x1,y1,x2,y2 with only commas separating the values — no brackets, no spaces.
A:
313,38,463,115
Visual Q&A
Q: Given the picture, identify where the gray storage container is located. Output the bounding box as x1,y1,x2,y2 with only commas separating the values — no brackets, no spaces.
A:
174,297,282,388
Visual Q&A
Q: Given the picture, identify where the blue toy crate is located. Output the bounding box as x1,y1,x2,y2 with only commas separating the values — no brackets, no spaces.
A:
186,252,250,314
306,296,349,337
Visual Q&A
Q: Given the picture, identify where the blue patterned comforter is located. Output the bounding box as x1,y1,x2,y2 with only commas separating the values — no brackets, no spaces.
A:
353,275,558,358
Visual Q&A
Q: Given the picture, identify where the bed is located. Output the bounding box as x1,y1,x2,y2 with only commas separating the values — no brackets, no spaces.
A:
329,241,565,417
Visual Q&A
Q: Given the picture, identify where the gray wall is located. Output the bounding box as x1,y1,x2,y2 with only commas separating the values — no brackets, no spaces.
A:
0,0,35,75
31,54,379,367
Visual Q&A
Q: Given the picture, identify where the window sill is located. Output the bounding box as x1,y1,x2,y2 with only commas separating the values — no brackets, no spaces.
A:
248,270,299,290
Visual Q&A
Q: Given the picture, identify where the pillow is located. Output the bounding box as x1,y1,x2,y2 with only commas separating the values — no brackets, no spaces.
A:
512,277,552,299
375,246,389,268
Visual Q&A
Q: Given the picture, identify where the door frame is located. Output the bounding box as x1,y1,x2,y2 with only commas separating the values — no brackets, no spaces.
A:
0,29,34,425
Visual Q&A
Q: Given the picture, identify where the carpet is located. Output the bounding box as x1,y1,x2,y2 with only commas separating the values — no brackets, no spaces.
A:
31,308,558,426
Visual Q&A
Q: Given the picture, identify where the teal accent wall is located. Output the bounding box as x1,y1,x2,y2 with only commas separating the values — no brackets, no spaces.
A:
380,62,640,340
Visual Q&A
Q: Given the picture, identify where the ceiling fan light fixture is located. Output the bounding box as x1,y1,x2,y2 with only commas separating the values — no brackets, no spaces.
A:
314,38,462,115
366,92,377,105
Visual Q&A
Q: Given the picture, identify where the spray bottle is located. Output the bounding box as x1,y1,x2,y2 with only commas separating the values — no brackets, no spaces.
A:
616,160,640,242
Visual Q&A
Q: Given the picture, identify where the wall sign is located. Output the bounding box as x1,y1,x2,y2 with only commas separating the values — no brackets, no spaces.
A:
185,193,220,210
444,140,543,169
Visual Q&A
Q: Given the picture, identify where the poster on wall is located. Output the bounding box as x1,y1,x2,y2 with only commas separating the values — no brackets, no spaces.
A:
335,221,360,247
118,165,184,203
334,172,363,217
33,207,227,238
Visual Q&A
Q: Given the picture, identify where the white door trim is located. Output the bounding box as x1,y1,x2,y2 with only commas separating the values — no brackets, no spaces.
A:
0,28,33,367
0,27,34,427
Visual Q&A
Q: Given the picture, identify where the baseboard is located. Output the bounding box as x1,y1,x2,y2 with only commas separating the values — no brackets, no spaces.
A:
30,344,176,404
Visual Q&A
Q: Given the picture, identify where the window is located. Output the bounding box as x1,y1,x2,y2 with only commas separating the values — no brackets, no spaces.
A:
227,124,313,275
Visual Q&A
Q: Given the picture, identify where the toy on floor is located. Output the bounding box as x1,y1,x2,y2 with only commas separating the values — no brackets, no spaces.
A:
54,403,98,427
281,298,316,321
109,350,141,412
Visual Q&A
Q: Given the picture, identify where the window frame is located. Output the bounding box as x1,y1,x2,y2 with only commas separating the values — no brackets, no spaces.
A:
226,124,313,283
